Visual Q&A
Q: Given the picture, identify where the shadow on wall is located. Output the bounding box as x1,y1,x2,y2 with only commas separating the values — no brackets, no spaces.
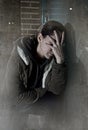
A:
65,22,87,88
62,23,88,129
65,23,77,64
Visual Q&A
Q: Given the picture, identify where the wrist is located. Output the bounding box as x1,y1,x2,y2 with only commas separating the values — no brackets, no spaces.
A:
56,57,64,64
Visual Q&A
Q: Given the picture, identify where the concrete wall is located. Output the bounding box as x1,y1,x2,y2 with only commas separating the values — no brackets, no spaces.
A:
0,0,88,130
0,0,20,92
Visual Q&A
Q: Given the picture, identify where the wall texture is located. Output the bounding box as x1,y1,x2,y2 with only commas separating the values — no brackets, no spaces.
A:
0,0,20,94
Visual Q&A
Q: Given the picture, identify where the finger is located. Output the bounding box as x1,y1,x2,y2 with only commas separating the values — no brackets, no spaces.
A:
46,35,55,45
48,44,53,49
54,30,60,46
61,32,64,46
47,35,57,48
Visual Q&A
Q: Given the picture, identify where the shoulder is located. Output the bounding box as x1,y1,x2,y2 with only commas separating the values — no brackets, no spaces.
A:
15,35,37,66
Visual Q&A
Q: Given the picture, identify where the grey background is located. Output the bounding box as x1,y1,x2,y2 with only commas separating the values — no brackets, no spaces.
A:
0,0,88,129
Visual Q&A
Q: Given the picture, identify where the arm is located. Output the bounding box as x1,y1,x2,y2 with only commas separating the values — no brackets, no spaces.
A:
3,45,38,107
46,60,67,95
46,31,67,95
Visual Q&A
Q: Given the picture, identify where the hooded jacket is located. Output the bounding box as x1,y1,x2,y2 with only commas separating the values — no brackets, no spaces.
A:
3,36,67,107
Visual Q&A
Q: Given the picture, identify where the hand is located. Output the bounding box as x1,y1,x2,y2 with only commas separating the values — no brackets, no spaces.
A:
51,30,65,64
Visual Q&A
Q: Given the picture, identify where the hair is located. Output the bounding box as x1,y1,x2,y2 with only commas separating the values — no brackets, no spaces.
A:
37,20,65,40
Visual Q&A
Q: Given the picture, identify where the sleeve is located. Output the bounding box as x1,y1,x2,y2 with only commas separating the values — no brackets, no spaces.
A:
3,46,39,107
46,60,67,95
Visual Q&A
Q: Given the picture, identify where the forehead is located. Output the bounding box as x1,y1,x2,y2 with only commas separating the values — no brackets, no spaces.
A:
43,35,56,45
45,34,56,41
50,34,56,40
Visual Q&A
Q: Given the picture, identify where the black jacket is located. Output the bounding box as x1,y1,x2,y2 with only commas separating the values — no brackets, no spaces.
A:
3,36,67,106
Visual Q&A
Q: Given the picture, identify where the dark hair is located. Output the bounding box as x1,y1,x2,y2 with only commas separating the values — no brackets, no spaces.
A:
37,20,65,39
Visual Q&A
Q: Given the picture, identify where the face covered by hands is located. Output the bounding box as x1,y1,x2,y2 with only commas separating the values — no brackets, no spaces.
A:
48,30,65,64
37,30,65,63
